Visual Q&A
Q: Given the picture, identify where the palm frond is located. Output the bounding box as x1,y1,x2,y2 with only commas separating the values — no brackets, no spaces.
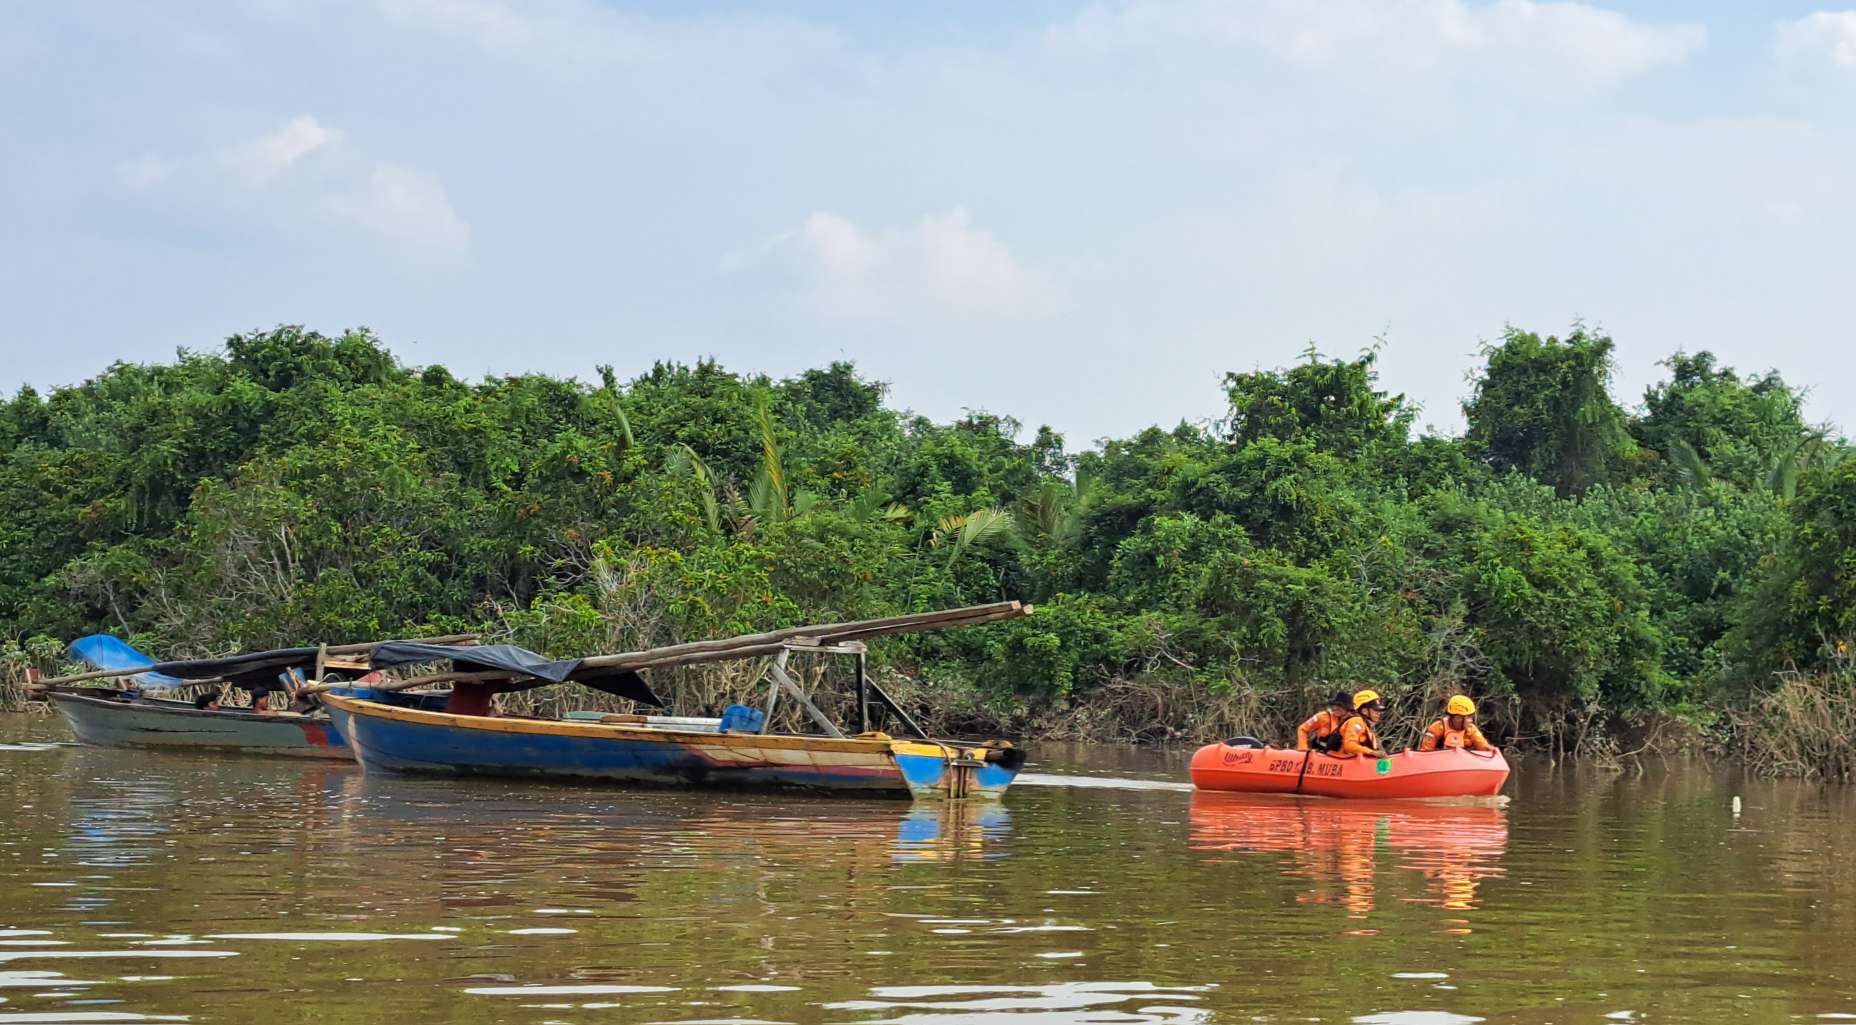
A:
1767,439,1803,501
671,444,721,533
1666,439,1710,488
754,395,788,522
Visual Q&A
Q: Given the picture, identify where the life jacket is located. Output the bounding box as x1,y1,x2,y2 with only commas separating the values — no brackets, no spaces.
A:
1301,709,1347,752
1421,718,1486,751
1339,714,1379,756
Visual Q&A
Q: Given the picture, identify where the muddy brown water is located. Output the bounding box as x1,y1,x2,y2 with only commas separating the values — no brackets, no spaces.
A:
2,715,1853,1024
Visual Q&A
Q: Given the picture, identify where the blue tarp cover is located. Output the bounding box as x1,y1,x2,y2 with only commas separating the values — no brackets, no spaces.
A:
67,635,191,691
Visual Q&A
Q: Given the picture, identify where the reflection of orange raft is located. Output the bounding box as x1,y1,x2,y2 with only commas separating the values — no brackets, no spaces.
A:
1188,791,1509,918
1189,743,1510,798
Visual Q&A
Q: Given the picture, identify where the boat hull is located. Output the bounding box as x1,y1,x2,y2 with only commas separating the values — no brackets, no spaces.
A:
47,690,351,760
324,696,1022,800
1189,742,1509,799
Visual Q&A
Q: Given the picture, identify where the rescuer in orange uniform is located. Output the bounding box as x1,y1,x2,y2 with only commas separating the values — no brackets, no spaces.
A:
1418,695,1494,752
1295,690,1355,752
1337,690,1388,758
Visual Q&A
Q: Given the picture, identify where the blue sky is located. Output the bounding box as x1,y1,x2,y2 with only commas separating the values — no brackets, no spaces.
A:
3,1,1854,443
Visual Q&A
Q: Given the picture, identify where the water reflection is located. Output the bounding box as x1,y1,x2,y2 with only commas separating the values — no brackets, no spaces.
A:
893,803,1012,864
13,716,1856,1024
1188,793,1508,927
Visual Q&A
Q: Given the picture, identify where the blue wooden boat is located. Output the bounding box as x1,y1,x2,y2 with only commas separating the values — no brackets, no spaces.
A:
317,603,1032,800
324,695,1023,798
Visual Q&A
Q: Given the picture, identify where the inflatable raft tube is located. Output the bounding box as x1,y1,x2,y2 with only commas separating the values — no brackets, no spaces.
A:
1189,741,1509,799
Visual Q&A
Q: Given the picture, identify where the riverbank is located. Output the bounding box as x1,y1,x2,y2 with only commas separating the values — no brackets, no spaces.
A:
12,662,1850,781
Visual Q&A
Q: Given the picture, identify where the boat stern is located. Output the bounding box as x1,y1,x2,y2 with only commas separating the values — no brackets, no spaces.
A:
891,741,1025,799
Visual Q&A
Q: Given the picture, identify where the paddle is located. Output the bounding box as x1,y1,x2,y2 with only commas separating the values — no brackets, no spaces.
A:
1293,746,1315,794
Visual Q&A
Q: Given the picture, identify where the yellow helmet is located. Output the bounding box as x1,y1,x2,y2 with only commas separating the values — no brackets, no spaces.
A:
1352,689,1382,710
1446,695,1476,716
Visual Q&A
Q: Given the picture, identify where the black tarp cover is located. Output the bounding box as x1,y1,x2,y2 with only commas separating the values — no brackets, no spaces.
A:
99,647,320,689
368,642,664,707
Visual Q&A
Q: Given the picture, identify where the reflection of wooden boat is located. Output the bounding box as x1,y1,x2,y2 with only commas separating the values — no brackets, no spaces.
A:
1189,743,1510,798
320,604,1032,800
47,689,351,759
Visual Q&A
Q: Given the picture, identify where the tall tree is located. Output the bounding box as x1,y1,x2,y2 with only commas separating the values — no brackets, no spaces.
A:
1222,350,1413,459
1633,351,1809,492
1464,326,1635,496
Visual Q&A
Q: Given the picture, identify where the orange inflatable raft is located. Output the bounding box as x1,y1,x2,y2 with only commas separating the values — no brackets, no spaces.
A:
1189,742,1509,799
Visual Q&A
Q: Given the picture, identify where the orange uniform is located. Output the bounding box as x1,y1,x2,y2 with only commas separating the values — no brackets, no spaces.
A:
1337,715,1382,757
1418,718,1491,751
1296,709,1346,751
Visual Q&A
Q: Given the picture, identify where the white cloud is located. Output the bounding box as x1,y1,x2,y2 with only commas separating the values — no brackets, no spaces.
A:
1049,0,1704,96
774,209,1030,321
225,114,340,183
1777,11,1856,69
329,163,470,254
109,113,466,257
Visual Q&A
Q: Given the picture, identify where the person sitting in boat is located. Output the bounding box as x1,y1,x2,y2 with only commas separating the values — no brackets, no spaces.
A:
245,685,277,714
1295,690,1354,752
1336,690,1388,758
1418,695,1494,752
193,691,221,711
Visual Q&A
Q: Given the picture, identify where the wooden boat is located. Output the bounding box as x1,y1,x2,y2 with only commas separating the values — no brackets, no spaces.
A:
324,696,1022,798
46,688,352,759
314,603,1032,800
37,634,471,761
1189,741,1509,799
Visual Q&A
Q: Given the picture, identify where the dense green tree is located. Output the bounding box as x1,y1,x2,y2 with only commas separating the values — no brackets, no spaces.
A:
1222,350,1413,458
1464,326,1636,496
1633,351,1811,492
5,324,1850,765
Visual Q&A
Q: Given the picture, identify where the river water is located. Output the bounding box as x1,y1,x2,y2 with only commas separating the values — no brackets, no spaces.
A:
1,716,1852,1025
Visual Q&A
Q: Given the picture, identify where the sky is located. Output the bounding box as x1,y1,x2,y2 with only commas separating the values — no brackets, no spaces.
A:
2,0,1853,445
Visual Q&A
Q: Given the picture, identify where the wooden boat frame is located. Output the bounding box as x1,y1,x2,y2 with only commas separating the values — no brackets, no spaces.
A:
322,634,1028,800
44,687,351,759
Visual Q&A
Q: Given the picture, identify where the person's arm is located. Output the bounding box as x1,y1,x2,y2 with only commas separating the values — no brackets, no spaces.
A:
1465,723,1493,751
1417,721,1442,752
1295,713,1319,751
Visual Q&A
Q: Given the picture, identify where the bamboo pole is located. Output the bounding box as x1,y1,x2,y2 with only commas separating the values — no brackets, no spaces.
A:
33,633,481,687
301,602,1030,697
572,602,1023,670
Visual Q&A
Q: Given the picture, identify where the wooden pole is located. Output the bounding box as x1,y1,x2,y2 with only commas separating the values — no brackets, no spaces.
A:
767,656,845,740
300,603,1029,698
855,651,868,735
573,602,1023,671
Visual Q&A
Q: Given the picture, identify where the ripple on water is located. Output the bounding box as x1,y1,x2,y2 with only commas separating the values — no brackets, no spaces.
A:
203,932,453,942
825,982,1216,1023
465,985,680,995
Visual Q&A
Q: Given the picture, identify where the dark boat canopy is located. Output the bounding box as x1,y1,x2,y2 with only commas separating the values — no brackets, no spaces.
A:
369,642,664,707
69,636,315,690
